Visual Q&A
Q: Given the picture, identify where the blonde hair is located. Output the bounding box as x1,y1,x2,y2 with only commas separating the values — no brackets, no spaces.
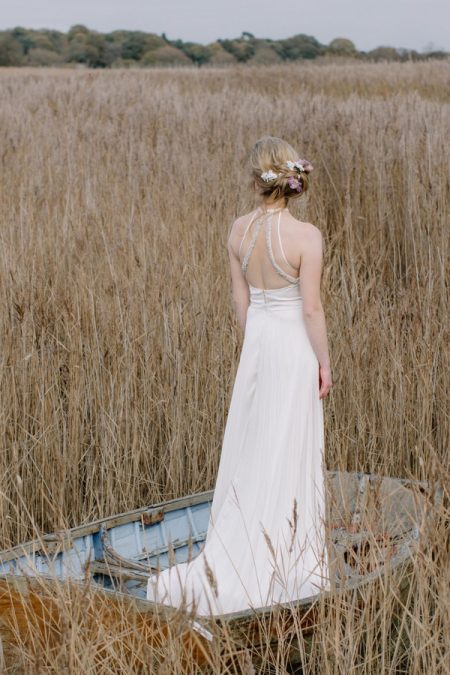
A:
249,135,311,205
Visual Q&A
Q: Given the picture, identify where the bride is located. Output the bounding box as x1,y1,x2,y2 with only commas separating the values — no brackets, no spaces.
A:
147,135,333,616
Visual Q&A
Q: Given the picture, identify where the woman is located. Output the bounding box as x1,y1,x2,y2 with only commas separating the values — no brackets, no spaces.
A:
147,136,333,616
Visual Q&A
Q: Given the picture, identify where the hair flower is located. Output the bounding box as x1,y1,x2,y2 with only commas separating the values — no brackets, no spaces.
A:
287,176,303,192
286,158,314,173
261,169,279,182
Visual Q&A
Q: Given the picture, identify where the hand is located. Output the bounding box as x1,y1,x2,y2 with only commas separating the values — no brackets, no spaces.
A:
319,364,332,399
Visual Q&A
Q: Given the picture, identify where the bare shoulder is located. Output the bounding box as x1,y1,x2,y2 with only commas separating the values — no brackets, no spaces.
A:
285,214,322,250
229,213,246,237
287,212,321,236
227,209,258,249
301,221,322,246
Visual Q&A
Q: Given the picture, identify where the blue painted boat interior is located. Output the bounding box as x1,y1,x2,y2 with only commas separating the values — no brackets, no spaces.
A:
0,495,213,600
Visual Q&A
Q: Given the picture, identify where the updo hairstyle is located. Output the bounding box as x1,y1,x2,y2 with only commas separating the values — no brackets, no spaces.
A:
249,136,312,206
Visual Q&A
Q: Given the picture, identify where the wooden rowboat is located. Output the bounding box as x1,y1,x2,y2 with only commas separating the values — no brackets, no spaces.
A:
0,470,442,665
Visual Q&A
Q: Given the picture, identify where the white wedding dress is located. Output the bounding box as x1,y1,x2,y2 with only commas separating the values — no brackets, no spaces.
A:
146,204,330,616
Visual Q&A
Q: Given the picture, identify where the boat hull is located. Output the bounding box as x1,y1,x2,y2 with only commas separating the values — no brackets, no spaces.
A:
0,471,442,666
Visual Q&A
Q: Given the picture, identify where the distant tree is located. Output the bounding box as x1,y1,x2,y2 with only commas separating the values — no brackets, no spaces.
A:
102,42,123,67
421,42,447,59
242,31,255,40
267,40,287,61
0,33,23,65
206,42,237,65
181,42,211,65
10,27,68,57
396,47,420,61
29,33,54,51
121,32,151,61
248,44,282,65
423,50,448,60
10,27,34,54
141,50,158,66
141,45,191,66
66,28,109,67
279,34,324,60
27,47,64,66
219,38,255,62
367,46,401,62
170,38,184,50
101,31,165,65
145,34,166,51
67,37,98,65
104,30,128,42
68,25,90,36
44,30,68,54
327,38,357,56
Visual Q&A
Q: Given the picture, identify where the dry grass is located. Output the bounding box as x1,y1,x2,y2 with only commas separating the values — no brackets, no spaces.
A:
0,60,448,672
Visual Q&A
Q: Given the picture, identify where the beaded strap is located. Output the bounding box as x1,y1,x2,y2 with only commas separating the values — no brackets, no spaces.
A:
240,208,299,285
240,214,264,277
265,212,299,284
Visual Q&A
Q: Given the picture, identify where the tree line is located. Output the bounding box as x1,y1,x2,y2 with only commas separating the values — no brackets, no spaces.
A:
0,26,447,68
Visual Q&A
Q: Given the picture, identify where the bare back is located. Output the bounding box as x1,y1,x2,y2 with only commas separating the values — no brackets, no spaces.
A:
236,205,304,291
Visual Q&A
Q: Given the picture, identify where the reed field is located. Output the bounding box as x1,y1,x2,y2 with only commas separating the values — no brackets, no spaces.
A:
0,60,448,672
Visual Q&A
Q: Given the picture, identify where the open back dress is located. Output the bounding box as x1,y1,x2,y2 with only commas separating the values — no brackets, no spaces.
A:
146,204,330,616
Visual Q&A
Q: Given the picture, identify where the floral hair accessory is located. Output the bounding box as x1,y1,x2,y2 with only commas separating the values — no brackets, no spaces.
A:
286,158,314,173
287,176,303,192
261,169,279,182
260,158,313,184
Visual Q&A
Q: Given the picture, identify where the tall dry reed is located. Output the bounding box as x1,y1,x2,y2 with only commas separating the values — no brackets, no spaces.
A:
0,60,448,672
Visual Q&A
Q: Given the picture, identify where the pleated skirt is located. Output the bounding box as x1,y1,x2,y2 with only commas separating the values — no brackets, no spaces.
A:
146,283,330,616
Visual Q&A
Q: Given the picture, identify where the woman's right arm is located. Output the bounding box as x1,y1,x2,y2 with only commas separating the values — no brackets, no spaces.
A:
299,225,333,399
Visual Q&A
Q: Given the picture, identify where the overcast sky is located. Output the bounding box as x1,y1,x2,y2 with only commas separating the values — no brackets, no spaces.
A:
2,0,449,52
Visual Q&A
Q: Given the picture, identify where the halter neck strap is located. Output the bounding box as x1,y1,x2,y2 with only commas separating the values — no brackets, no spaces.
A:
239,208,299,285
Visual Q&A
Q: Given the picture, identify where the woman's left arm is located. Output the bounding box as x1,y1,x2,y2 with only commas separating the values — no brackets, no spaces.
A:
227,223,250,333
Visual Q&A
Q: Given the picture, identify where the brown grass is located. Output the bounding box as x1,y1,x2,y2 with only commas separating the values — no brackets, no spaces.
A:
0,60,448,672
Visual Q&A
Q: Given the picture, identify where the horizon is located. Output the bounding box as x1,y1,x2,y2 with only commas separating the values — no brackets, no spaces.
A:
1,0,449,53
0,25,446,55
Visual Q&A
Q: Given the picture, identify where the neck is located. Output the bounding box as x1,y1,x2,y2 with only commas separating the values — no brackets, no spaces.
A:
260,203,287,211
258,198,288,211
